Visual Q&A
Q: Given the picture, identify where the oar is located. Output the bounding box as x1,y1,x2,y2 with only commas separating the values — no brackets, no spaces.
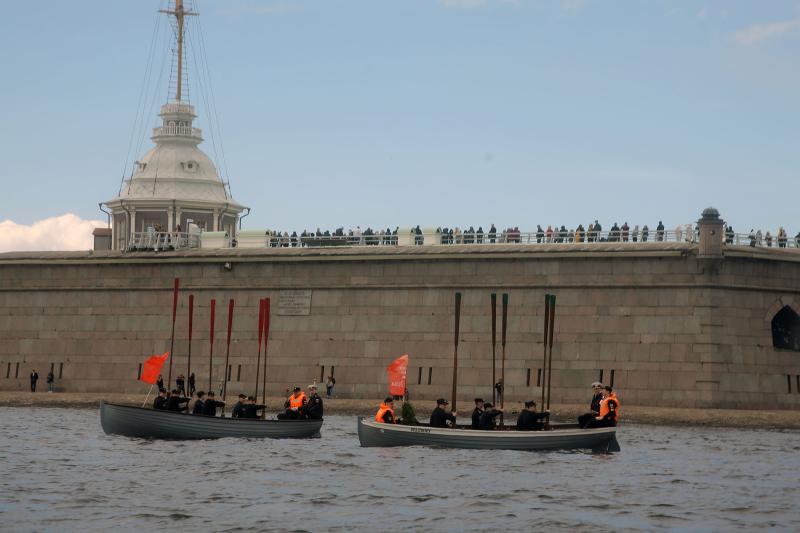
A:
255,298,265,400
491,293,497,404
451,292,461,416
208,298,216,391
500,292,508,426
541,294,550,411
546,294,556,411
222,298,234,413
167,278,179,388
187,294,193,396
262,298,271,410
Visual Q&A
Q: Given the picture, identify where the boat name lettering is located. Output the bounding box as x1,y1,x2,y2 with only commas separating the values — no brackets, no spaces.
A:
410,427,431,433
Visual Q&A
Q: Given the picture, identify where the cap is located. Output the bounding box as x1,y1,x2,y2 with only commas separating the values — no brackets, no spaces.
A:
591,382,603,387
293,386,302,392
474,398,484,403
384,396,394,403
524,400,536,408
436,398,449,405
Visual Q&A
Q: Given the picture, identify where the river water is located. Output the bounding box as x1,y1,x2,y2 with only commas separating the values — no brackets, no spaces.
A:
0,408,798,532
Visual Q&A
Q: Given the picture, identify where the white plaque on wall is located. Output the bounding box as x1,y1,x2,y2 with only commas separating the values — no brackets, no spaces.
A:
278,289,312,316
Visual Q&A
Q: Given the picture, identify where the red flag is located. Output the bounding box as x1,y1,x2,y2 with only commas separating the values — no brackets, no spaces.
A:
387,354,409,396
141,352,170,384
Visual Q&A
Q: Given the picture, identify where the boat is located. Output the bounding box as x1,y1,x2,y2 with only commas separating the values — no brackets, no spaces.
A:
100,402,323,440
357,416,620,452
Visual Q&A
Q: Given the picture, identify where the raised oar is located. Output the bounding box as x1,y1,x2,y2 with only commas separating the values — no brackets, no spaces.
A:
222,298,234,412
541,294,551,411
208,298,216,391
500,292,508,425
546,294,556,411
255,298,265,400
167,277,179,387
262,298,271,409
491,293,497,404
451,292,462,416
187,294,194,396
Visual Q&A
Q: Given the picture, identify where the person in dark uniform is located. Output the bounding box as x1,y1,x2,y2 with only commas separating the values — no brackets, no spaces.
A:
156,374,164,391
188,373,196,396
478,403,503,430
176,374,186,396
30,370,39,392
231,394,247,418
153,388,168,410
242,396,266,419
471,398,485,429
192,391,206,414
429,398,457,428
578,382,604,428
166,389,190,412
302,385,324,420
516,401,549,431
202,391,225,416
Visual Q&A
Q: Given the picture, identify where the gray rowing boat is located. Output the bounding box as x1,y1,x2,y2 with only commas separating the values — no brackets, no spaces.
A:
357,416,620,452
100,402,323,440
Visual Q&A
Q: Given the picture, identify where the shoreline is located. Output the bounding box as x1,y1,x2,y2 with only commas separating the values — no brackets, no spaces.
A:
2,392,798,429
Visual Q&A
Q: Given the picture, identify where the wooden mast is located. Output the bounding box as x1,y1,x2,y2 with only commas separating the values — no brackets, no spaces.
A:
160,0,196,102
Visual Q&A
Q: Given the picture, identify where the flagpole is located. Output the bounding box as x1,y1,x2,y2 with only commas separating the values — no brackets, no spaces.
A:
142,384,154,408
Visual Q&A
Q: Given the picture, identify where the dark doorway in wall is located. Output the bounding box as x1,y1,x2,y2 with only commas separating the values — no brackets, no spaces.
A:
772,306,800,351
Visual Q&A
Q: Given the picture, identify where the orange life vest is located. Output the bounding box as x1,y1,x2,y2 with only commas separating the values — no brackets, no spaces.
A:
375,403,395,423
598,393,620,422
289,392,307,409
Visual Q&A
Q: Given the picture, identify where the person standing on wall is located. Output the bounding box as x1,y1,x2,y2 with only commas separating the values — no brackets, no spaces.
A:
30,370,39,392
46,370,55,393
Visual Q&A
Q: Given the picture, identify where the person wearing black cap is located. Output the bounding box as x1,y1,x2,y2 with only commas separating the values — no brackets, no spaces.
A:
516,401,549,431
166,389,190,412
242,396,267,419
202,391,225,416
471,398,485,429
277,387,307,419
478,402,503,430
153,388,168,410
231,394,247,418
429,398,457,428
192,391,206,415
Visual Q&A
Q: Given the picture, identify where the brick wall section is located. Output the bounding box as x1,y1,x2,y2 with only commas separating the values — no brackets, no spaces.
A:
0,243,798,408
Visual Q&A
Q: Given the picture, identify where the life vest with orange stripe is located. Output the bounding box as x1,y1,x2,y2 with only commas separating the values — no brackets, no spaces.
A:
375,403,395,423
289,392,307,409
597,393,620,422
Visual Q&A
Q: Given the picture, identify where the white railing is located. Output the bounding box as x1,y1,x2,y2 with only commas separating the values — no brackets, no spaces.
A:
127,232,199,252
152,126,202,138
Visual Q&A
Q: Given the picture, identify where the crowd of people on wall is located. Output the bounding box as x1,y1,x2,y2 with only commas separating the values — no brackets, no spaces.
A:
254,222,799,249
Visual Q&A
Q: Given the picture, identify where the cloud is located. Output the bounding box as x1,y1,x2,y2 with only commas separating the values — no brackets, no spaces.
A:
733,18,800,45
0,214,106,253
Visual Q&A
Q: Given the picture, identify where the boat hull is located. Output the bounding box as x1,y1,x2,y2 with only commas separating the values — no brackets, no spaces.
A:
100,402,323,440
357,416,619,452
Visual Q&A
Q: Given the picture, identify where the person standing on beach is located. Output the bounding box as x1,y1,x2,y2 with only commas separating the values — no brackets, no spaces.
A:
325,375,335,399
156,374,164,391
176,374,186,396
46,370,55,393
192,391,206,414
188,373,196,396
30,370,39,392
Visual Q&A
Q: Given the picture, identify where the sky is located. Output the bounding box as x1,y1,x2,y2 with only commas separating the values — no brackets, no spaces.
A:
0,0,798,250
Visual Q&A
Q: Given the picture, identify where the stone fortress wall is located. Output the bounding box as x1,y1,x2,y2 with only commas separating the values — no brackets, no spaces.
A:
1,222,799,409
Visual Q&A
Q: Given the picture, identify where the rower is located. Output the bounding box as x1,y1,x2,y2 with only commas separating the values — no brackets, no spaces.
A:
585,386,620,428
153,388,168,410
577,382,604,428
478,402,503,430
471,398,484,429
301,384,324,420
278,387,307,420
166,389,190,412
242,396,266,418
375,397,397,424
429,398,456,428
231,394,247,418
202,391,225,416
192,391,206,415
516,400,549,431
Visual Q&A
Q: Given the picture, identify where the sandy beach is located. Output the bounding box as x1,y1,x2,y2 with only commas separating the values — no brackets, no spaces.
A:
2,391,798,429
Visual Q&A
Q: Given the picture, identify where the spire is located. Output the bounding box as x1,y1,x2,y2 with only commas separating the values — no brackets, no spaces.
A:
160,0,196,102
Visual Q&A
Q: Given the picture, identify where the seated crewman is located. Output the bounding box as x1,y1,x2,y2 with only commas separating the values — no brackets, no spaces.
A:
202,391,225,416
231,394,247,418
301,384,324,420
471,398,485,429
242,396,266,419
153,388,168,410
192,391,206,415
585,386,620,428
478,402,503,430
429,398,457,428
166,389,190,412
375,397,397,423
516,400,549,431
